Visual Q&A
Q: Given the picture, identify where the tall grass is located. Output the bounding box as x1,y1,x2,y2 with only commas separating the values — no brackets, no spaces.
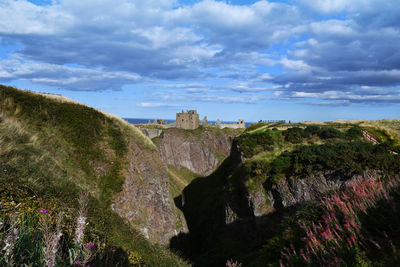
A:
0,85,188,266
280,174,400,266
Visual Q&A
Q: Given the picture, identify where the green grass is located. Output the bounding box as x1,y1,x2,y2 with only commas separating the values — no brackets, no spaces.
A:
169,119,400,266
168,165,199,199
0,85,187,266
244,122,268,132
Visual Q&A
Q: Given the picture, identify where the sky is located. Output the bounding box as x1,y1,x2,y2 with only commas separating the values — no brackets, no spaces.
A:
0,0,399,122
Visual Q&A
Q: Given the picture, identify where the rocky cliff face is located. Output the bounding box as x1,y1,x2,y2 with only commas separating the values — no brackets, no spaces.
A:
157,128,234,176
225,142,385,223
229,169,384,225
112,126,237,244
264,169,383,210
264,172,343,210
112,139,185,244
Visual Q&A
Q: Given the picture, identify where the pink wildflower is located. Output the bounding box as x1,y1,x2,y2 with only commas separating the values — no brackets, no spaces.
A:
350,234,356,246
84,242,95,249
40,209,51,214
300,249,310,262
346,237,352,247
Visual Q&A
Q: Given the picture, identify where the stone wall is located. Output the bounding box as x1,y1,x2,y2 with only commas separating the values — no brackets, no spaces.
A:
176,110,200,129
216,119,245,129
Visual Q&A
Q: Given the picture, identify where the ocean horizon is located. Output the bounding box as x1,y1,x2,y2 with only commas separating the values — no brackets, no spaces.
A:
123,118,255,128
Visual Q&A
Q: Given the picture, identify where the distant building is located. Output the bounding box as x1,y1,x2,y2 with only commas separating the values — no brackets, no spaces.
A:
216,119,245,129
153,119,166,125
176,110,200,129
200,116,208,126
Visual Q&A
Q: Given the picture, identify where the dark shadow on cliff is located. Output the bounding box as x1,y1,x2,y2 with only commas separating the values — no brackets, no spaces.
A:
169,155,304,267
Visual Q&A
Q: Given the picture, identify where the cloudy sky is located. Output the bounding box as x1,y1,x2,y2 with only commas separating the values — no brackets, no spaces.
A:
0,0,399,122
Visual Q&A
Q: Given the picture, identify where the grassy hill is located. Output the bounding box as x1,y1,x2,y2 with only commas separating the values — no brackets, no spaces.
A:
0,85,187,266
2,84,399,266
171,119,400,266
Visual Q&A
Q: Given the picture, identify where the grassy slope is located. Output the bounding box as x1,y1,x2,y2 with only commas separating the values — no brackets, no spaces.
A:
168,165,199,199
0,85,187,266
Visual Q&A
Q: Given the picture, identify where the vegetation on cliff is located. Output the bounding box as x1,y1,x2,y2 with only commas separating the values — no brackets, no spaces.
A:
254,174,400,266
0,85,187,266
172,119,400,266
2,85,399,266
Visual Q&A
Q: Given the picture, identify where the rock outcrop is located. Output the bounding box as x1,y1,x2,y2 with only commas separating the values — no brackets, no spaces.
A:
140,128,163,139
115,126,237,244
265,172,343,210
158,128,234,176
112,140,185,244
265,170,383,210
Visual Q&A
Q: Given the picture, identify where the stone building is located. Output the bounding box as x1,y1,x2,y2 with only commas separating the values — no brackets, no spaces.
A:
216,119,245,129
153,119,166,125
200,116,208,126
176,110,200,129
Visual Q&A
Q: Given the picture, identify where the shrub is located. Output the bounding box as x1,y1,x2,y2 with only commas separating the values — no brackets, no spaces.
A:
236,131,274,158
318,127,343,139
268,142,400,181
346,127,363,140
284,127,309,143
304,125,322,136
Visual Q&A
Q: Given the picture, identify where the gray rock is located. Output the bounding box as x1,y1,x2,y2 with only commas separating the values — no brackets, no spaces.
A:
112,140,187,244
158,129,233,176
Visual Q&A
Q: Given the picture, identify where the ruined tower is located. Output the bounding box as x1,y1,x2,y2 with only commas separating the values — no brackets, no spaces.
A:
176,110,200,129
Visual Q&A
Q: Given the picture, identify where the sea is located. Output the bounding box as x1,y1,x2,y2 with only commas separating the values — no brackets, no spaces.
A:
123,118,254,128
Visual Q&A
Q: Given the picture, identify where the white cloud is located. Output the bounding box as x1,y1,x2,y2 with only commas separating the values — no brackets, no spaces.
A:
0,59,141,90
0,0,303,87
137,102,179,108
0,0,399,108
300,0,370,13
310,20,356,36
0,0,72,34
279,57,314,72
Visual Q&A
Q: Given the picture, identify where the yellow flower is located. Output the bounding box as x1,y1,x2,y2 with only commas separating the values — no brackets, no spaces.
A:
128,251,144,266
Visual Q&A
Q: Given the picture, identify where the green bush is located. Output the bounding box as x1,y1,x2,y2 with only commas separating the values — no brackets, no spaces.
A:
318,127,343,139
304,125,322,136
267,142,400,181
284,127,309,143
236,131,274,157
346,127,363,140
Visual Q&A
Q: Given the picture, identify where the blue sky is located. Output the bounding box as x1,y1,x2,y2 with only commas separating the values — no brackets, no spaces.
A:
0,0,399,122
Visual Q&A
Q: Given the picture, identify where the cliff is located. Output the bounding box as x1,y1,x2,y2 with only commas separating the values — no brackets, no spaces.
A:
0,85,187,266
171,121,400,266
111,138,181,244
138,126,241,177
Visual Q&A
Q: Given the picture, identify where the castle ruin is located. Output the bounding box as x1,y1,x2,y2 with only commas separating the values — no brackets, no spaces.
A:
176,110,200,129
215,119,245,129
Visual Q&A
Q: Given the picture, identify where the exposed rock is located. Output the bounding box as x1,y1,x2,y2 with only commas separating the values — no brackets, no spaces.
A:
248,187,274,217
266,172,343,209
112,140,187,244
113,127,236,244
140,128,163,139
158,128,234,176
265,170,383,210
